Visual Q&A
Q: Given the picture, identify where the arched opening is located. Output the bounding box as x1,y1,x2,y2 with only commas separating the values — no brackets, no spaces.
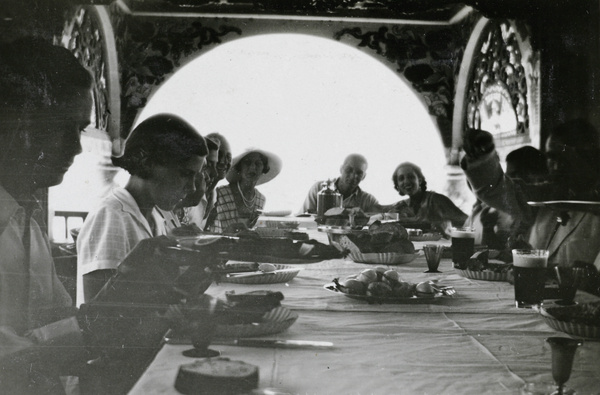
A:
136,33,446,212
48,32,450,241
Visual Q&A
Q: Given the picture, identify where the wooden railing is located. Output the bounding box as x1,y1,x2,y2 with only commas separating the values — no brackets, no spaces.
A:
53,210,88,242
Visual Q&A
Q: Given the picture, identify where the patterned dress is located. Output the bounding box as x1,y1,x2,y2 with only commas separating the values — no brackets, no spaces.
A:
213,184,266,233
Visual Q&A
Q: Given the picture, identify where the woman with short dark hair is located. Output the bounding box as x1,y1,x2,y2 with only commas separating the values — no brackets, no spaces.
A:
77,114,207,305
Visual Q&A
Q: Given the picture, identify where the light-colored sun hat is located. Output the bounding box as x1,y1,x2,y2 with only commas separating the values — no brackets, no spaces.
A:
226,148,282,186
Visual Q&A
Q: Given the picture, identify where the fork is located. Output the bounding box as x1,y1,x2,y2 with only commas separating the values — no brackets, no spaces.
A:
429,283,456,296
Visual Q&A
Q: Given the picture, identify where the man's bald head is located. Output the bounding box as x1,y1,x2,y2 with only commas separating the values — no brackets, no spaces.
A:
341,154,368,169
338,153,368,196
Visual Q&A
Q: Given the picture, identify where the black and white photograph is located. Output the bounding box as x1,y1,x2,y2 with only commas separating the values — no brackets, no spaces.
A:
1,0,599,394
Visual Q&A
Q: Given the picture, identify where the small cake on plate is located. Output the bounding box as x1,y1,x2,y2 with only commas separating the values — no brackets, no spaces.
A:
175,358,259,394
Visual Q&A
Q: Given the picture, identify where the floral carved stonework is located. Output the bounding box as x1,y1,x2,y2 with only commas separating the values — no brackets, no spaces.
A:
334,21,473,148
109,4,242,137
61,7,111,134
465,20,535,147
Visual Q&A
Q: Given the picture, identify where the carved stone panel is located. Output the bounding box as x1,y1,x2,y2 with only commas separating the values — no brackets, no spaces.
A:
109,3,242,142
60,7,112,136
334,19,474,149
463,19,540,159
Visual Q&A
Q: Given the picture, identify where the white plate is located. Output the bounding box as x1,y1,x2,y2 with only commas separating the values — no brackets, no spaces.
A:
540,306,600,338
456,269,509,282
215,307,299,338
409,233,443,242
220,264,302,284
348,251,418,265
263,220,300,229
317,225,366,235
528,200,600,214
323,283,446,304
261,210,293,217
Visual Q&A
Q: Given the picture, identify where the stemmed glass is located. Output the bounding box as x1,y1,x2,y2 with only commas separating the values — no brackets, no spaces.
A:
423,244,444,273
546,337,583,395
553,266,580,306
182,317,220,358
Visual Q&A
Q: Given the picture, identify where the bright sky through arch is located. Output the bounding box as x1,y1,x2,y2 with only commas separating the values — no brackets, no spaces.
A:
138,33,447,212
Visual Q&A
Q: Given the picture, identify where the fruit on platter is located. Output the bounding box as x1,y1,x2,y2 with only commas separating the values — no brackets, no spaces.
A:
366,282,392,297
356,269,378,284
391,282,417,298
334,278,366,295
415,282,436,298
332,269,431,299
382,270,401,284
374,266,388,281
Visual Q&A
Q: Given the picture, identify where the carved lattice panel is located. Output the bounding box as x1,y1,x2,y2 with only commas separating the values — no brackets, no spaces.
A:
465,20,534,147
334,19,474,148
109,3,242,140
60,7,111,135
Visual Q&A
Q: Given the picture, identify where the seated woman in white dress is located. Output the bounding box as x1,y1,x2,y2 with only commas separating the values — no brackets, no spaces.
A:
76,114,207,306
211,149,281,233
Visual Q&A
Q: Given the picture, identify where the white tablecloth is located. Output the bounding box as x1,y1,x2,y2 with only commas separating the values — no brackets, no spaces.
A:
129,243,600,395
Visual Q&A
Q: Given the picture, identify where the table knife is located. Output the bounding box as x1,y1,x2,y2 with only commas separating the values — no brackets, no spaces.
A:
165,336,333,349
213,339,333,349
226,268,301,278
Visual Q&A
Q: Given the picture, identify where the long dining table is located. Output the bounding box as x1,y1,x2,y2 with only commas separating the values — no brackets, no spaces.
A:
129,229,600,395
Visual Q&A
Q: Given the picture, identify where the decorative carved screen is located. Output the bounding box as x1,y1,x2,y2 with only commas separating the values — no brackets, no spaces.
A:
464,19,540,154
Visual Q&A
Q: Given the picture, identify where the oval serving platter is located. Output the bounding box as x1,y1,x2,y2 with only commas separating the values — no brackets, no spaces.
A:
347,251,419,265
323,283,446,304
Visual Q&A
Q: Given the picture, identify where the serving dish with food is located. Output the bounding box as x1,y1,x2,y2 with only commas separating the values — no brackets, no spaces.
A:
454,250,512,281
322,221,419,264
253,227,309,240
528,200,600,214
219,263,302,284
315,207,370,228
540,301,600,338
409,232,444,242
346,251,417,265
216,306,299,338
215,291,297,338
176,230,342,264
262,220,300,229
324,267,455,304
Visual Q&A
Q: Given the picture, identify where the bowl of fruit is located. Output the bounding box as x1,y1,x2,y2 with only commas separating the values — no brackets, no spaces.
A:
323,266,454,304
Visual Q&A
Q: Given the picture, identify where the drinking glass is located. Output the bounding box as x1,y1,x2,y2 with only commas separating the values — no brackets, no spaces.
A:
512,249,549,308
182,318,220,358
450,227,475,268
546,337,583,395
553,266,580,306
423,244,444,273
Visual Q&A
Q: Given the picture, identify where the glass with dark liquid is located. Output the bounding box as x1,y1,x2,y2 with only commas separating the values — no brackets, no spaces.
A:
512,249,549,308
450,227,475,268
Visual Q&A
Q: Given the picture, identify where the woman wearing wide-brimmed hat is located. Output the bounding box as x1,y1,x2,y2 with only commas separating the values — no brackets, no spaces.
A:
211,148,282,233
